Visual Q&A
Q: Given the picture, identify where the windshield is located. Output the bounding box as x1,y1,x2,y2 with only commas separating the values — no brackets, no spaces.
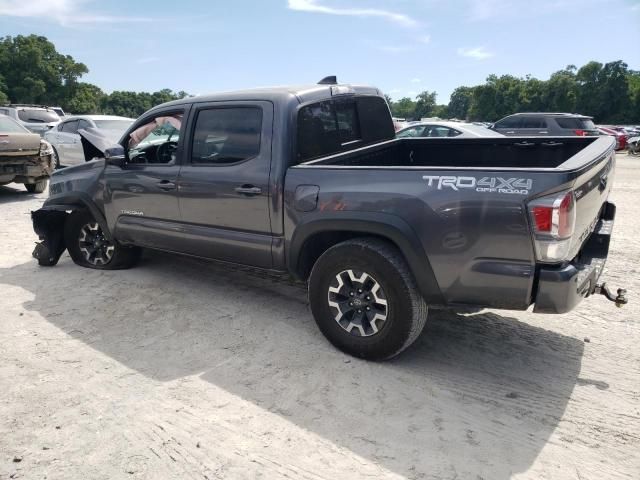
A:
94,119,134,135
17,108,60,123
0,115,30,133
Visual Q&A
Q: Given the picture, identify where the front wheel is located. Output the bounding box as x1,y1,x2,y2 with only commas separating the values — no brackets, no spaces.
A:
308,238,428,360
25,179,48,193
64,211,141,270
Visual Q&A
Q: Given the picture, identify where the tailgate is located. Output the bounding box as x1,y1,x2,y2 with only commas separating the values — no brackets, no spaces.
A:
567,143,616,260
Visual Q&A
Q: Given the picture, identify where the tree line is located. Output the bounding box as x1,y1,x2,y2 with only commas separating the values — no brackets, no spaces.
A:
0,35,188,117
387,61,640,124
1,34,638,124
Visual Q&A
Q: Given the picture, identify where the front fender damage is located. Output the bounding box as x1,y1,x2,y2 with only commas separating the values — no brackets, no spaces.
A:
31,208,69,266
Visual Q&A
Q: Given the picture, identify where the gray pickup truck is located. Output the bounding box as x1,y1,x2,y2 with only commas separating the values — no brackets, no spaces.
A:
31,78,626,360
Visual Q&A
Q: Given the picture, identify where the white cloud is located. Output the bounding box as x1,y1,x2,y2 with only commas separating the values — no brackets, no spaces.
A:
457,46,494,60
287,0,418,27
417,34,431,44
410,78,421,83
389,88,402,93
0,0,152,26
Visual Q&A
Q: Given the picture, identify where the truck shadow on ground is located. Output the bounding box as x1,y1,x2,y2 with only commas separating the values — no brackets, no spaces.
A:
0,184,44,204
3,250,585,479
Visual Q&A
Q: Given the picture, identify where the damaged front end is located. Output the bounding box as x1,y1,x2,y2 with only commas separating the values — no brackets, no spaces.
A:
32,208,69,266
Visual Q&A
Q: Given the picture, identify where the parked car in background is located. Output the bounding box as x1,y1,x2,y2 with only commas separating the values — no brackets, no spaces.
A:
45,115,134,167
397,121,503,138
392,117,408,131
0,114,54,193
597,126,628,150
0,105,60,136
492,113,599,137
50,107,66,118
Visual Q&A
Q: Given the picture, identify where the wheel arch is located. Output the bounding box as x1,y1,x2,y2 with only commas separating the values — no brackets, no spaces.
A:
43,192,111,240
288,213,444,305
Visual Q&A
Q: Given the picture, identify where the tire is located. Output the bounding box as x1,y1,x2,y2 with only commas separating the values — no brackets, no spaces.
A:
25,179,48,194
308,237,428,360
64,210,140,270
52,146,61,169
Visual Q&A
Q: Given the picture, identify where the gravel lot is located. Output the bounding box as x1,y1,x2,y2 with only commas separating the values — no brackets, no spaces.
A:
1,153,638,480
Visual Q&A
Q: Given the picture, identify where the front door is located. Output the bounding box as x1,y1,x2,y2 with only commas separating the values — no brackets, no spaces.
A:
103,108,187,250
177,101,273,267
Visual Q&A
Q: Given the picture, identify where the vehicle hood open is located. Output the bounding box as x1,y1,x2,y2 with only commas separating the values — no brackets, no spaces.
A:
78,128,121,162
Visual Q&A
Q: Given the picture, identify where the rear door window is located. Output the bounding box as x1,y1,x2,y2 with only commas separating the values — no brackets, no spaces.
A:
520,117,547,129
191,107,262,164
60,120,79,133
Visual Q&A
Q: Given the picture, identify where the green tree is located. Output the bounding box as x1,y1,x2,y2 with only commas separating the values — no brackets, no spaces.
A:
391,97,416,119
65,82,105,114
448,86,473,119
414,90,437,119
545,66,577,113
0,35,88,104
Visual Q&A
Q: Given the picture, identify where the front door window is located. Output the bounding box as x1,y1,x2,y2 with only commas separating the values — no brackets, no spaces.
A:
127,114,183,164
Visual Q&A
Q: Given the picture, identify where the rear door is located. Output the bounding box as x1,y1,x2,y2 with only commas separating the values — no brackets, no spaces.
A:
177,101,274,268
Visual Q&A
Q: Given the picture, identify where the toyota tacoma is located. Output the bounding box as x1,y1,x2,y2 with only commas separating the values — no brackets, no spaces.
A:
31,77,626,359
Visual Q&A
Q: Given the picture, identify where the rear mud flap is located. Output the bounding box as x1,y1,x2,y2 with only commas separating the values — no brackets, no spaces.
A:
31,209,69,266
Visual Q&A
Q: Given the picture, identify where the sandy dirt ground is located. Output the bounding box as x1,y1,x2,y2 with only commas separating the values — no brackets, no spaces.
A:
1,153,638,480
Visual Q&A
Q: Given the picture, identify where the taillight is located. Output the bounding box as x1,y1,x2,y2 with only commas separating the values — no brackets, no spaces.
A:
574,129,586,136
527,191,576,263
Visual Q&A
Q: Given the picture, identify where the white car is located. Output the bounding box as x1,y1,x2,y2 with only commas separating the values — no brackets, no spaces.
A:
45,115,134,167
396,121,504,138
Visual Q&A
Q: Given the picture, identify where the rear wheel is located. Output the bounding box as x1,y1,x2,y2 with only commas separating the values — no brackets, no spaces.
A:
25,179,47,193
64,211,140,269
308,238,428,360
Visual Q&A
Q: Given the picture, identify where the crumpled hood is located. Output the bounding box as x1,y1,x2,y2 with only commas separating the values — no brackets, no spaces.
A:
78,128,121,161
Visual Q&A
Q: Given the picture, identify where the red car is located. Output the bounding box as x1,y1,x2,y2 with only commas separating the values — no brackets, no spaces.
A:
598,126,627,150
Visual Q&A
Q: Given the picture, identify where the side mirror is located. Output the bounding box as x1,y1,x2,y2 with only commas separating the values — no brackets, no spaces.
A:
104,145,126,167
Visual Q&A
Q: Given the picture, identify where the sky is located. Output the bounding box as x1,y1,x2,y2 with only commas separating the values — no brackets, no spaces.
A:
0,0,639,103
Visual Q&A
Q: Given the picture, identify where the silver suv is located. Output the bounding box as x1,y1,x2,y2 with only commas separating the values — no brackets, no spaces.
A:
492,113,599,137
0,104,60,136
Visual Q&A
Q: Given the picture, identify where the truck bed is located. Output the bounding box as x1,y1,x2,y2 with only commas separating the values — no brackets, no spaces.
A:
301,136,606,171
288,134,616,310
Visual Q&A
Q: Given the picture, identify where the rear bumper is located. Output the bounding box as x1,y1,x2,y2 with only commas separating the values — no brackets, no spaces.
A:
533,202,615,314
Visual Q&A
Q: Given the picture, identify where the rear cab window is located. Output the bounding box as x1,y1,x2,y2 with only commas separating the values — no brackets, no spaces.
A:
296,96,394,163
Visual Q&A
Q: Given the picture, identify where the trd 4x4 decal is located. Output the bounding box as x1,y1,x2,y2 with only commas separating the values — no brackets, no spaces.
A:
422,175,533,195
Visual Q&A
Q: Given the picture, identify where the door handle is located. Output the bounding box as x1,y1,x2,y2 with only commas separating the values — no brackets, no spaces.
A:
157,180,176,191
234,185,262,196
538,131,548,134
506,131,515,134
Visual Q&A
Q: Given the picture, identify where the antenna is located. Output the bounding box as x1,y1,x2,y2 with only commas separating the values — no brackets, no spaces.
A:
318,76,338,85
